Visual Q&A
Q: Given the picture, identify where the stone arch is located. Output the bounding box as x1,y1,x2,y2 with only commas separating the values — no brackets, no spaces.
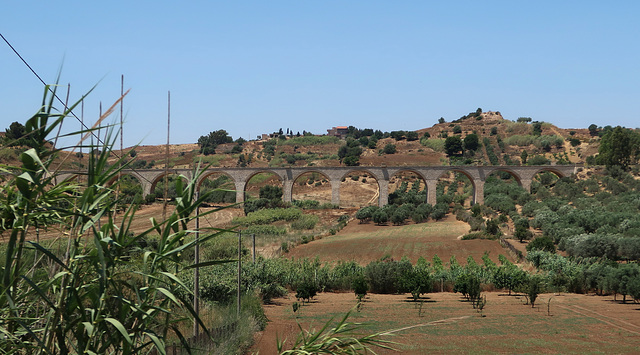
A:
483,167,523,187
105,172,143,187
244,170,284,201
387,169,428,206
105,173,145,203
530,167,568,179
197,171,237,203
339,169,382,207
527,167,566,194
435,168,478,206
291,170,332,205
148,172,190,201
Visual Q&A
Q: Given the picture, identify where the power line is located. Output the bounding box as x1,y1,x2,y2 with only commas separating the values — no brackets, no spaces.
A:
0,31,157,185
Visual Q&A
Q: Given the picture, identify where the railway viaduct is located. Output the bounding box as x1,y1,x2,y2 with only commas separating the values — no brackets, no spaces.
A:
56,165,578,207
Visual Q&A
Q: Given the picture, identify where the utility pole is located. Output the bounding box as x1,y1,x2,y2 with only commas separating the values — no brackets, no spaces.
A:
116,75,124,204
252,234,256,263
237,232,242,318
193,190,200,337
163,91,170,221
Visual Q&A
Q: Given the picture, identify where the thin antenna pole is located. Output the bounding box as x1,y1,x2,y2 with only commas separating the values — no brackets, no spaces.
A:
99,102,103,144
237,231,242,318
116,75,124,205
163,91,170,221
193,190,200,337
120,75,124,154
53,83,70,150
80,101,84,155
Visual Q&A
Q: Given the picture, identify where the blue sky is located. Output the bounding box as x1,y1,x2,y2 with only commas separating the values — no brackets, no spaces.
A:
2,1,639,148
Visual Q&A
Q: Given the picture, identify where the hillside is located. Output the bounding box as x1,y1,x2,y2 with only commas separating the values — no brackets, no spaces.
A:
0,109,607,170
107,110,604,170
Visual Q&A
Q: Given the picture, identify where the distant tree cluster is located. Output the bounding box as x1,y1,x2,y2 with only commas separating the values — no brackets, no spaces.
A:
197,129,233,155
452,108,483,122
3,121,39,149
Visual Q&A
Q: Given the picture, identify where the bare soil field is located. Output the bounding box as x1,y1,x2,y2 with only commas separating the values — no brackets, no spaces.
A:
252,291,640,354
288,216,515,265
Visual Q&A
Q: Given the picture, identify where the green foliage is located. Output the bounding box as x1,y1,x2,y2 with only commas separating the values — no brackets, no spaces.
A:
532,122,543,136
295,280,318,303
355,205,378,223
198,129,233,154
452,125,462,134
493,264,527,295
454,273,481,302
382,143,397,154
527,275,545,307
244,224,287,235
463,134,479,151
277,310,396,354
444,136,463,156
243,197,287,214
260,184,283,200
401,261,433,301
292,199,321,209
352,275,368,302
485,218,501,236
596,126,640,170
291,214,319,230
279,135,340,146
483,137,499,165
527,236,557,253
421,137,445,152
431,203,448,221
406,131,419,141
233,207,303,226
372,209,388,225
338,138,363,166
461,232,497,240
563,233,621,259
570,137,581,147
365,257,412,294
527,155,551,165
0,86,233,353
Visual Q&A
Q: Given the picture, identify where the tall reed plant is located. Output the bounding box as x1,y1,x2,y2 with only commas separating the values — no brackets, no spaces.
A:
0,81,234,354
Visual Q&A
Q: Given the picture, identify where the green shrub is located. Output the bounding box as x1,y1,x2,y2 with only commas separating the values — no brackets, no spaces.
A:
279,135,340,146
291,214,319,230
421,138,445,152
365,257,412,294
461,232,496,240
244,225,287,235
292,199,320,209
233,207,302,226
526,236,556,253
382,143,397,154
